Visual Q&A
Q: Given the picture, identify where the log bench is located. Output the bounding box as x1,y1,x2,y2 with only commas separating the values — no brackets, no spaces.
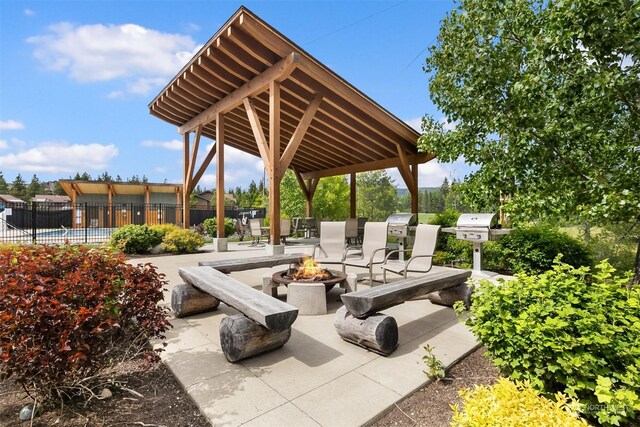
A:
178,266,299,362
335,268,471,355
172,253,308,317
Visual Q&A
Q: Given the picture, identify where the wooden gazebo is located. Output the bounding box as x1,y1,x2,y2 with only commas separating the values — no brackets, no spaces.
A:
149,6,434,245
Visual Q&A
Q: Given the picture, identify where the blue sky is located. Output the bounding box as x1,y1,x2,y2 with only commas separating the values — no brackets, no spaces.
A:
0,0,470,190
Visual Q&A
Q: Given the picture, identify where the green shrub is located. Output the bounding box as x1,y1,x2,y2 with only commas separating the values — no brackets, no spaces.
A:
588,227,636,274
161,228,205,253
461,260,640,426
452,378,587,426
149,223,179,239
483,226,594,275
110,224,162,254
0,245,170,403
202,217,235,237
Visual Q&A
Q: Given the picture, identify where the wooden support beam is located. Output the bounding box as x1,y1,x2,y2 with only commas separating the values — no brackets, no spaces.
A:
191,142,217,194
186,125,203,192
293,167,310,200
216,113,226,237
411,163,419,214
278,93,323,179
179,52,300,134
182,132,191,229
300,153,434,180
70,187,77,229
350,173,356,218
395,145,415,191
269,80,281,245
243,97,272,174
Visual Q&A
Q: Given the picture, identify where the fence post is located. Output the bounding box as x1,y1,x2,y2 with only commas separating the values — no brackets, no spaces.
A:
84,203,89,243
31,202,37,243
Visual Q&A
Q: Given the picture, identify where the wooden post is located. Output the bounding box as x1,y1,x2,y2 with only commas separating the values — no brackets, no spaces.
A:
411,163,418,214
216,113,225,237
182,132,190,229
350,172,356,218
269,80,281,245
107,184,113,228
176,188,182,226
70,186,77,229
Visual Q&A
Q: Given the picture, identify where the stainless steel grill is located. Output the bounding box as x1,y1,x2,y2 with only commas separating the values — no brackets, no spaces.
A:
386,213,417,238
455,213,499,242
386,213,418,261
443,213,510,276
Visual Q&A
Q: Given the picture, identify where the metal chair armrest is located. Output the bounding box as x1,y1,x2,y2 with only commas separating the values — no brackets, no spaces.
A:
369,246,389,266
405,254,435,272
383,249,412,263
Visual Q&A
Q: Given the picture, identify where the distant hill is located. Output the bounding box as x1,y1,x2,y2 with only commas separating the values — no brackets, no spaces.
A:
395,187,440,197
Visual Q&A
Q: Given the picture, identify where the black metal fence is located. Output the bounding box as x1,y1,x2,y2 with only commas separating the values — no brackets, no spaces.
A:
0,202,266,245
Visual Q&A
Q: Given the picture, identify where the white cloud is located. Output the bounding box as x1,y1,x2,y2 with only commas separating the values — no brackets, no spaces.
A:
192,145,264,187
24,9,35,16
155,166,167,173
0,140,7,150
0,142,118,173
0,120,25,130
390,157,476,189
141,139,183,150
404,117,423,132
27,22,200,95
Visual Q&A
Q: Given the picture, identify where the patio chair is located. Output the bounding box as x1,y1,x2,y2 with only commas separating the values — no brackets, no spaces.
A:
345,218,358,245
312,221,347,269
280,218,292,244
342,221,389,288
304,217,317,238
249,218,268,246
381,224,440,283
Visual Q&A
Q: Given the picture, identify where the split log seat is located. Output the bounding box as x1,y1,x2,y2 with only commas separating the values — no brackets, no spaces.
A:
172,253,308,317
197,253,307,273
178,266,299,362
335,268,471,355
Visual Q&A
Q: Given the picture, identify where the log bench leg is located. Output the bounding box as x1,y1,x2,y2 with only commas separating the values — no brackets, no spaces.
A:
219,314,292,362
171,283,220,318
334,306,398,356
262,273,279,297
425,282,473,309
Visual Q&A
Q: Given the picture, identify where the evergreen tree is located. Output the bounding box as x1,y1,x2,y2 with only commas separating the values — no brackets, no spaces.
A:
27,174,43,200
11,174,27,201
0,171,9,194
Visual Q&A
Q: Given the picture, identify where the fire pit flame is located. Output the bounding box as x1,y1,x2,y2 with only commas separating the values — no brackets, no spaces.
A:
289,258,332,282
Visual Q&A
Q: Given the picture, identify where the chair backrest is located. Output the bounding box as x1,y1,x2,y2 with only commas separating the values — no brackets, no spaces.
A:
280,218,291,237
410,224,441,271
305,217,317,230
317,221,346,258
249,218,262,238
345,218,358,239
362,221,388,262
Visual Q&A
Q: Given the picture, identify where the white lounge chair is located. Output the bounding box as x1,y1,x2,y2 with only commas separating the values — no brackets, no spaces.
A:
312,221,347,269
342,221,389,288
381,224,440,283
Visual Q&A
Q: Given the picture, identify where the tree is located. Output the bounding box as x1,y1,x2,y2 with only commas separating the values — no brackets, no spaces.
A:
420,0,640,282
0,171,9,194
97,171,112,182
313,176,350,220
356,170,397,221
10,174,27,201
280,170,306,219
26,174,43,200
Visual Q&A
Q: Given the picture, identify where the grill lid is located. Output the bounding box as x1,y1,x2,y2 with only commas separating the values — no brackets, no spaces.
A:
456,213,497,229
386,213,417,226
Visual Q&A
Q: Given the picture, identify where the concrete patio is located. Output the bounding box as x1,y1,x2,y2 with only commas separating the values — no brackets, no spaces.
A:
137,240,500,427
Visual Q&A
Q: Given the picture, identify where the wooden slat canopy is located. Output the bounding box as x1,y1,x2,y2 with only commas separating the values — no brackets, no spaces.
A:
149,6,434,243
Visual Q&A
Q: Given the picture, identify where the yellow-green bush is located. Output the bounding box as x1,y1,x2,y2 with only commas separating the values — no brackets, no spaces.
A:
161,228,205,254
451,378,587,427
150,223,179,239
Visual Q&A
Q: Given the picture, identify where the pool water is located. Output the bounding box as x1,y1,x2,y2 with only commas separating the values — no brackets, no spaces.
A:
37,228,114,237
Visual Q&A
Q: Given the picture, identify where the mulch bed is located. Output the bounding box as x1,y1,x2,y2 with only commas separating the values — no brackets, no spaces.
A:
374,347,500,426
1,348,498,426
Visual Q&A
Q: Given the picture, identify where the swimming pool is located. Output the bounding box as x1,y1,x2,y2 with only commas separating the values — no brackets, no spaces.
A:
37,228,114,238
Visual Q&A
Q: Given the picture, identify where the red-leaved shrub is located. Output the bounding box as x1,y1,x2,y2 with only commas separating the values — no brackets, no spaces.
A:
0,245,170,401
